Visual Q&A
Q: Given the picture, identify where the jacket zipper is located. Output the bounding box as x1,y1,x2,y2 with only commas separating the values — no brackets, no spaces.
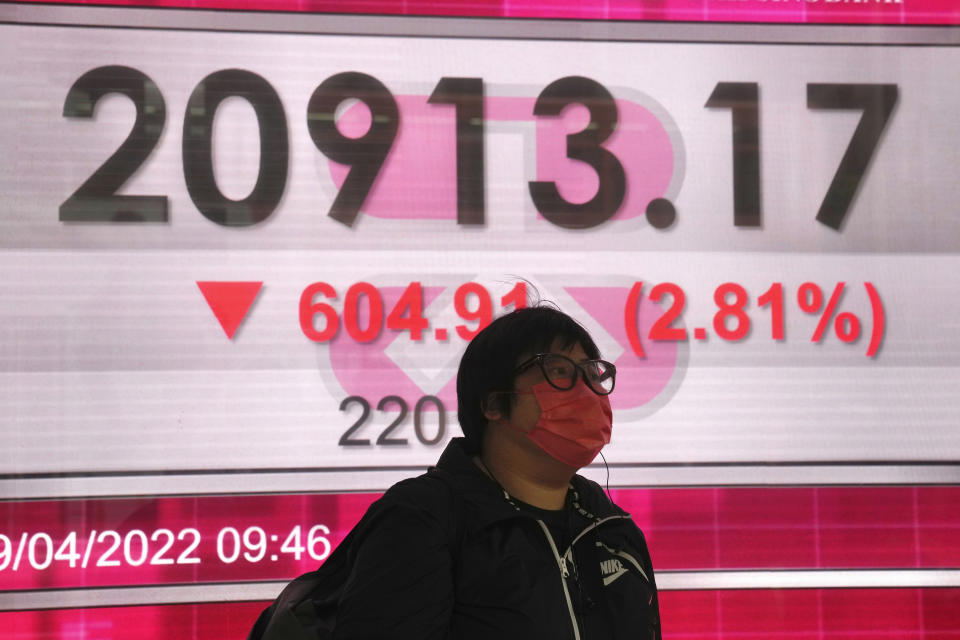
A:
535,519,581,640
562,517,628,599
537,514,635,640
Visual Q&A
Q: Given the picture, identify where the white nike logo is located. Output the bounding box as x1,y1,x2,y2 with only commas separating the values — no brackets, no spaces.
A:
602,567,628,586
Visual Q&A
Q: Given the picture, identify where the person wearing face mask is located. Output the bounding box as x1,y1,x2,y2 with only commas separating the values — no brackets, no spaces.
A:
249,305,660,640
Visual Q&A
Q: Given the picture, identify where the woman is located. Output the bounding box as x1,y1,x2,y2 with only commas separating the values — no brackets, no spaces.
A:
251,306,660,640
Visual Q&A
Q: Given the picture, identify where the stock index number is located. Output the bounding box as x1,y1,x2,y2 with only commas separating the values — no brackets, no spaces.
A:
60,65,897,231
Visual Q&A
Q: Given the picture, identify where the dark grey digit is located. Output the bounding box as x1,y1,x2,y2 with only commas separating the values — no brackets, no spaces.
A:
375,396,409,446
60,65,167,222
307,72,399,228
529,76,626,229
413,396,446,446
807,83,898,230
428,77,485,225
705,82,761,228
338,396,372,446
183,69,288,227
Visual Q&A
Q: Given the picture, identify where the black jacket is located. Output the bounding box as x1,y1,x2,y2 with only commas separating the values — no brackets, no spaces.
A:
327,438,661,640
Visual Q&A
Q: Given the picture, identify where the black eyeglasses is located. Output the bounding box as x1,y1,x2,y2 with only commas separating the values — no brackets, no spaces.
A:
514,353,616,396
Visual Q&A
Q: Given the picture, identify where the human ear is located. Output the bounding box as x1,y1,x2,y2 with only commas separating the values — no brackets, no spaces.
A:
482,392,503,421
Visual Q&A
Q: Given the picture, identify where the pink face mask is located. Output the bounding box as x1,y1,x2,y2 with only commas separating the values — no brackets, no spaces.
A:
510,380,613,468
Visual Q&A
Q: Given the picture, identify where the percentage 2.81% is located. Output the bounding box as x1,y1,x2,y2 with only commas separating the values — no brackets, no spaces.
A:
625,282,885,358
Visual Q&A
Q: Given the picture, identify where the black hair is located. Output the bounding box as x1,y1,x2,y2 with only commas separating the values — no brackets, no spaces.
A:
455,305,600,454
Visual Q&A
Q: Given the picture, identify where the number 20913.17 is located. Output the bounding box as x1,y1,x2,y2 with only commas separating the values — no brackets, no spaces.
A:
61,66,897,232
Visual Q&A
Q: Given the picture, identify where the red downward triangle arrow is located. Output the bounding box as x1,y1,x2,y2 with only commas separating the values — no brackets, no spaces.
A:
197,281,263,339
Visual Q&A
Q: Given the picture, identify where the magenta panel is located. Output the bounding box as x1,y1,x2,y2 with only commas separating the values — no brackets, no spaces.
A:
12,0,960,25
919,487,960,567
925,589,960,633
715,487,818,568
817,486,919,568
718,588,821,634
0,493,380,591
821,587,922,633
3,589,959,639
633,488,719,570
611,486,960,571
660,589,720,635
3,486,960,592
659,588,960,639
1,601,268,640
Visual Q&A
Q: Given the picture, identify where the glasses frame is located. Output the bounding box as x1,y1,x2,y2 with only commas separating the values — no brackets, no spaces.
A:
513,353,616,396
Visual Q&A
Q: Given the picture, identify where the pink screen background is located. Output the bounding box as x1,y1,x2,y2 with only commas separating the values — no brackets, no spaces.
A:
12,0,960,24
3,1,959,638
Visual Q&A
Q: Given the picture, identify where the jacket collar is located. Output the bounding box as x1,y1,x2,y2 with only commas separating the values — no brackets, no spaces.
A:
432,438,628,529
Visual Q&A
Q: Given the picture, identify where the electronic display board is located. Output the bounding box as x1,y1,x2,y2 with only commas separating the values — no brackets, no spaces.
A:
1,1,958,638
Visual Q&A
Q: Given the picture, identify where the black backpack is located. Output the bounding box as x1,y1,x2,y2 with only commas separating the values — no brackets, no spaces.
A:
247,468,463,640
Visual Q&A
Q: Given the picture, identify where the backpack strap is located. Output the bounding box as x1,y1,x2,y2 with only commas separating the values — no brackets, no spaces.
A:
246,525,358,640
426,465,466,553
248,469,464,640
